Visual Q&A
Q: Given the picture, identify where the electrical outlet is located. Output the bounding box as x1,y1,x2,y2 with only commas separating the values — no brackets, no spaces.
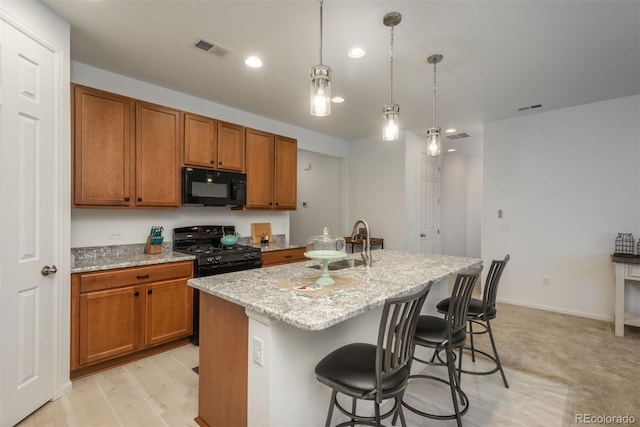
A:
253,336,264,366
542,277,551,287
108,231,123,240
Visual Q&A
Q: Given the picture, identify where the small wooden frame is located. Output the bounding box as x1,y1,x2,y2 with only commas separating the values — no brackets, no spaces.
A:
144,235,163,255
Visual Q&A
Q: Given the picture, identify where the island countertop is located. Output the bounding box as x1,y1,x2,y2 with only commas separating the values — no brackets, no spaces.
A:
188,250,481,331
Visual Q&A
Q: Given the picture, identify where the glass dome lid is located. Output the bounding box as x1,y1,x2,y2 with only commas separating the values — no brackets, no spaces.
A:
306,227,345,253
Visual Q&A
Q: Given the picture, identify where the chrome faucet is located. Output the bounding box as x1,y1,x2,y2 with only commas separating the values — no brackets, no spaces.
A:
351,219,372,267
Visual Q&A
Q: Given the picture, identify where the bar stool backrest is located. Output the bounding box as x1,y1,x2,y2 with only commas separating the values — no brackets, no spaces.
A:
447,267,483,342
375,282,433,403
482,254,510,317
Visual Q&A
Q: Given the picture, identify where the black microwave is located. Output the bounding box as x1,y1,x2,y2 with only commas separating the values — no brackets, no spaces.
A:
182,167,246,207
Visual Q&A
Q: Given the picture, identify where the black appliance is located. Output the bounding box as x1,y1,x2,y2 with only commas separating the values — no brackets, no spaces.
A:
173,225,262,345
182,167,246,207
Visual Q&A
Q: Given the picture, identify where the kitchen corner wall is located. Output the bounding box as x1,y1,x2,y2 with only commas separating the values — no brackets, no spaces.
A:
70,62,349,248
483,95,640,321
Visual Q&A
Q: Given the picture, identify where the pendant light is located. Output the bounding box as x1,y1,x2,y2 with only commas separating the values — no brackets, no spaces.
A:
310,0,331,116
427,54,443,156
382,12,401,141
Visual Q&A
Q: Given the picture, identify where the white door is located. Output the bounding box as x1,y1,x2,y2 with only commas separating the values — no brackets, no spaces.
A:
0,19,57,426
420,153,440,254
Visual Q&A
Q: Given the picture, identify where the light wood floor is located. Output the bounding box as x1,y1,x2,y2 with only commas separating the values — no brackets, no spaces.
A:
18,343,571,426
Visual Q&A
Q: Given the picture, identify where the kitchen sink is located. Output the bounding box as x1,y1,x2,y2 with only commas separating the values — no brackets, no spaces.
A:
309,259,368,270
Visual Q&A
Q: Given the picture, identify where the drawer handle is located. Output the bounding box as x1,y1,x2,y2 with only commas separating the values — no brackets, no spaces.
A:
136,274,150,280
284,255,292,259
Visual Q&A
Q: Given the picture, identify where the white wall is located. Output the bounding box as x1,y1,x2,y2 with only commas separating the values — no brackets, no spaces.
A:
70,62,350,247
483,95,640,321
289,150,343,245
440,153,482,257
348,135,406,250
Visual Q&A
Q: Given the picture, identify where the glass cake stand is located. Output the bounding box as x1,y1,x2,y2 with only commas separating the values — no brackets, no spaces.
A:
304,250,347,286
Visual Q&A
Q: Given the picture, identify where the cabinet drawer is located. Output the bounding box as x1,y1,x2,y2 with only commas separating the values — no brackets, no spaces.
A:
262,247,306,267
79,261,193,293
627,265,640,279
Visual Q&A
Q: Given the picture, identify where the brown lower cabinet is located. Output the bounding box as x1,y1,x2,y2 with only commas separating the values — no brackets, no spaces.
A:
261,247,307,267
71,261,193,378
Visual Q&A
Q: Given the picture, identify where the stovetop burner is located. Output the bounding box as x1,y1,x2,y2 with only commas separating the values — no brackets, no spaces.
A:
173,225,262,274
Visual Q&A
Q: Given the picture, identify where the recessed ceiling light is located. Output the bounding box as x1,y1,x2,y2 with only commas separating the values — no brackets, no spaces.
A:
331,97,344,103
244,56,263,68
347,47,366,59
447,148,456,152
445,128,457,134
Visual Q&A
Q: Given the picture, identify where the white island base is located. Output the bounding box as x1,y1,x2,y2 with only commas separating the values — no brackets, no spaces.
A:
196,277,449,426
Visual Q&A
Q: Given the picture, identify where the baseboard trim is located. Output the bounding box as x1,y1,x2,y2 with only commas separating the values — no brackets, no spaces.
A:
497,297,613,322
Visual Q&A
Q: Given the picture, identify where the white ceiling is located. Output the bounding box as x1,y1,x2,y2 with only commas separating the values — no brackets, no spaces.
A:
42,0,640,155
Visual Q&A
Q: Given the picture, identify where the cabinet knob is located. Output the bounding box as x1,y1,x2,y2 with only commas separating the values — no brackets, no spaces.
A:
134,291,140,297
210,160,215,164
137,197,142,202
219,161,223,165
148,289,153,295
124,197,130,202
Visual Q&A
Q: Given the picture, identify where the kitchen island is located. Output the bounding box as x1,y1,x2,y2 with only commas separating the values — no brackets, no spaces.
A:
188,250,481,427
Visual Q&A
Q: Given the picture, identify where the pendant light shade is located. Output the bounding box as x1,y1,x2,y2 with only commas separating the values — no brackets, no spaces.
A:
426,54,443,156
382,12,401,141
310,0,331,116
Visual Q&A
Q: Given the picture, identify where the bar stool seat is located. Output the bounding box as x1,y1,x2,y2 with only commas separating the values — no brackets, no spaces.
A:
436,254,510,388
315,282,433,427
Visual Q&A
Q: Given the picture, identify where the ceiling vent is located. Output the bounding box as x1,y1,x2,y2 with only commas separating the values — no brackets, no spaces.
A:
194,38,232,58
518,103,542,112
446,132,471,140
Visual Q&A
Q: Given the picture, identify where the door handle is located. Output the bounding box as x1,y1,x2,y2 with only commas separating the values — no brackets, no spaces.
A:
41,265,58,276
420,234,426,237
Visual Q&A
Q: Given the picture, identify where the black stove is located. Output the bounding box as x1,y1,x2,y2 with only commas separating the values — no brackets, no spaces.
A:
173,225,262,275
173,225,262,345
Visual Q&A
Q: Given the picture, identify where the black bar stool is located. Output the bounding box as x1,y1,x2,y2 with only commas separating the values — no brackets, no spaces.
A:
436,255,510,388
314,282,433,427
401,267,482,427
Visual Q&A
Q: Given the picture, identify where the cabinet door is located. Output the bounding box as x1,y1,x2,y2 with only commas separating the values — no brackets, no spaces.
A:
274,136,297,210
145,279,193,346
184,113,216,168
217,121,245,172
135,101,182,207
79,285,145,366
72,85,134,206
245,129,274,209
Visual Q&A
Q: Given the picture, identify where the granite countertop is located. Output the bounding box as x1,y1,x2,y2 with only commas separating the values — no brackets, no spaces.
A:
71,243,195,273
254,242,305,252
189,250,481,331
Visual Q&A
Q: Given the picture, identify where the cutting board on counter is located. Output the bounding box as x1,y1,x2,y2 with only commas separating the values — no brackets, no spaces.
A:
251,222,272,245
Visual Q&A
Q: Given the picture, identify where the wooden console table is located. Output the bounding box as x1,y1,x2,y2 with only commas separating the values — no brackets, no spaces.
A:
344,237,384,253
611,255,640,336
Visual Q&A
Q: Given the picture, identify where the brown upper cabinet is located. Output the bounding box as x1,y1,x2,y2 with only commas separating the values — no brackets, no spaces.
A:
245,129,297,210
184,113,245,172
72,84,182,208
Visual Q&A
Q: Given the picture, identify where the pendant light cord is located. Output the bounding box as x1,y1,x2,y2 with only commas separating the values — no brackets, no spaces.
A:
319,0,324,65
432,60,437,126
389,25,395,103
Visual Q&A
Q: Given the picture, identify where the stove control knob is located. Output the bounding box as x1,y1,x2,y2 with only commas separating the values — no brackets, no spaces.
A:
215,255,222,262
